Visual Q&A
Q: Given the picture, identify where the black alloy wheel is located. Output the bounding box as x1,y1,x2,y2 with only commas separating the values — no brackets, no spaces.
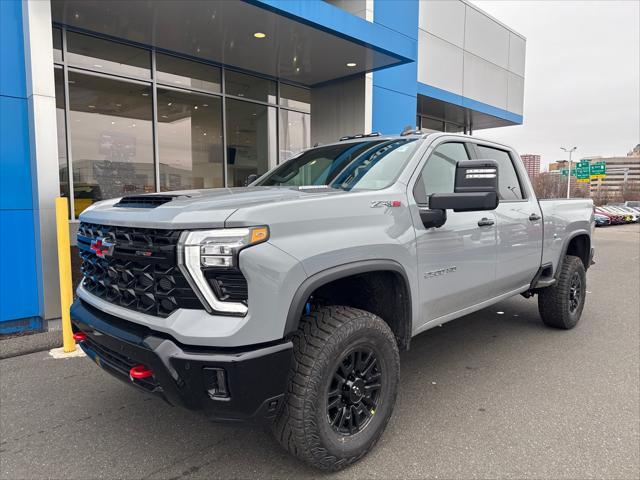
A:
327,347,382,435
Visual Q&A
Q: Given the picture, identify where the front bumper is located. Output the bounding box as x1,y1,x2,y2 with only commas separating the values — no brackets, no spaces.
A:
70,300,292,422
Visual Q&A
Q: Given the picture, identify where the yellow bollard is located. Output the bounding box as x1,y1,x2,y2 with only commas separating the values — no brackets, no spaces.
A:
55,197,76,353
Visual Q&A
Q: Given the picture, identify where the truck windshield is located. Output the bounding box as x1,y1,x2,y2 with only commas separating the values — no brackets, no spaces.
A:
256,138,420,190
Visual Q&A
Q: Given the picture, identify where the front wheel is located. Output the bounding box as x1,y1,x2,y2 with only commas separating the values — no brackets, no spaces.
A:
272,306,400,471
538,255,587,329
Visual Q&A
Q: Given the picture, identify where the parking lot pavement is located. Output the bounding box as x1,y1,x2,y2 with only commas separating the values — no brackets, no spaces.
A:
1,224,638,480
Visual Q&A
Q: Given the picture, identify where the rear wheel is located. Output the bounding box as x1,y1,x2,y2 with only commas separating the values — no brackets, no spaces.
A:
273,306,400,471
538,255,586,329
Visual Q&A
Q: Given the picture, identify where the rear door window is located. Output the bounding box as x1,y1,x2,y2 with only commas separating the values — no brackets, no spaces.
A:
475,145,524,200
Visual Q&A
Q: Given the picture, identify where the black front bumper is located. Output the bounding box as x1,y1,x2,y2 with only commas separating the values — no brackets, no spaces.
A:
70,300,292,422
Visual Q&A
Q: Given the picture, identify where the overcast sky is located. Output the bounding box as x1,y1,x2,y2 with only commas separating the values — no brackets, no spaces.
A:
470,0,639,169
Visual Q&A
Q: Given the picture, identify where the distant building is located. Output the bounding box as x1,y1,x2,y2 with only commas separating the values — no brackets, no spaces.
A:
520,154,541,179
590,148,640,201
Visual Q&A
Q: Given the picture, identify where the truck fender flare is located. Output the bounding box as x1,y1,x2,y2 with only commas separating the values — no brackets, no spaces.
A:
556,229,592,277
283,259,412,337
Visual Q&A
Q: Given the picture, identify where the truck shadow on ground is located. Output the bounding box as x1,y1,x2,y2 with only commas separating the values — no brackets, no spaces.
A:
75,295,551,478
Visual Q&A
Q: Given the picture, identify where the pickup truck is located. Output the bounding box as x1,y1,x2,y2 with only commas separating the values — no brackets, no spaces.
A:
71,132,595,470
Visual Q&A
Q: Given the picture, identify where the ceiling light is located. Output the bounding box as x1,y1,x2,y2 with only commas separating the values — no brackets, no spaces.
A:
74,12,80,19
111,121,115,125
194,106,198,109
295,67,300,73
141,93,149,96
203,104,208,107
88,105,95,108
253,32,266,39
167,102,172,106
346,62,357,67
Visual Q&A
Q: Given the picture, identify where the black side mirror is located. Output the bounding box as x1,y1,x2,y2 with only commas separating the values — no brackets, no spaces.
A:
419,160,500,229
245,173,259,186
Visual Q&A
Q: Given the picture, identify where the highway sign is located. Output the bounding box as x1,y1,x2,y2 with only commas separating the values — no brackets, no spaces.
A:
590,161,606,179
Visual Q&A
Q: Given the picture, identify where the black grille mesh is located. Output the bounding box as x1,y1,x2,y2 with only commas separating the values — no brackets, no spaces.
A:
78,222,203,317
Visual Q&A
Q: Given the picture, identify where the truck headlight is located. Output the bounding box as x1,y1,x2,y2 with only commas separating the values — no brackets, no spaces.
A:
178,227,269,316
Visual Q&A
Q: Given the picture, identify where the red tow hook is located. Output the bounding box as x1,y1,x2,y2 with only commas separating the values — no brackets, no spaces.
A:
72,332,87,342
129,364,154,380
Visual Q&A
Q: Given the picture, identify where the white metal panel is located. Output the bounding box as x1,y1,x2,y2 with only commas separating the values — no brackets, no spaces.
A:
463,52,508,110
418,30,463,95
508,32,526,76
419,0,465,48
464,5,509,69
507,72,524,115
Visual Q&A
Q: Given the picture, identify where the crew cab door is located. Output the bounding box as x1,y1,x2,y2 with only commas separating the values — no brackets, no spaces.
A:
409,141,498,327
471,143,543,295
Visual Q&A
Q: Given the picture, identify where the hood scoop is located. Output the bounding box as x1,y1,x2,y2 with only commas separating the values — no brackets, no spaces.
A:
115,194,188,208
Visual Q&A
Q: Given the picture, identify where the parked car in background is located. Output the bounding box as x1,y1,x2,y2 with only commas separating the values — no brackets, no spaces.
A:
600,206,633,223
595,208,624,225
625,201,640,209
594,213,611,227
611,205,640,222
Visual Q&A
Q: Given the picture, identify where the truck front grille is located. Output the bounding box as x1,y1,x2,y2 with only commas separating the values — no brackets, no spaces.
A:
78,222,203,317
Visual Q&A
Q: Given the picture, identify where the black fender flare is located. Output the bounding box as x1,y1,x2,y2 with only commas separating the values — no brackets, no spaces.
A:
555,229,592,278
283,259,413,338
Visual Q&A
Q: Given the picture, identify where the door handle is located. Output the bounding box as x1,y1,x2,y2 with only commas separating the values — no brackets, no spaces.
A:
477,217,495,227
529,213,541,221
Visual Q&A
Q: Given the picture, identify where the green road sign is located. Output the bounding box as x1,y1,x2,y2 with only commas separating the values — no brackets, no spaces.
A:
575,160,590,180
590,162,606,179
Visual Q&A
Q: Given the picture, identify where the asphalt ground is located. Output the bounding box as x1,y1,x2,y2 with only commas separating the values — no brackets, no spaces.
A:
1,224,638,479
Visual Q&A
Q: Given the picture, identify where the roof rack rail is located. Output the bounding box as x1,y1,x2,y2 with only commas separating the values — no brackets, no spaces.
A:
400,125,422,136
338,132,382,141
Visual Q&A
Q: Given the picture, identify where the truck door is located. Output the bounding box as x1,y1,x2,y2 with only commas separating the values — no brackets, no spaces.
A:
472,144,543,296
409,141,498,327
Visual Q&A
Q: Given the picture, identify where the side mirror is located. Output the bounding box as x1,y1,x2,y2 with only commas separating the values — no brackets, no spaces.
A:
245,173,259,186
419,160,500,229
429,159,499,213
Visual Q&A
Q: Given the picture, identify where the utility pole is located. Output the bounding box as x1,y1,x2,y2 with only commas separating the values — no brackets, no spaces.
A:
561,146,577,198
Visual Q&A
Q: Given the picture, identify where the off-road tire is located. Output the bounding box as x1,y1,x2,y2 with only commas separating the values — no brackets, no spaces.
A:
272,306,400,471
538,255,586,329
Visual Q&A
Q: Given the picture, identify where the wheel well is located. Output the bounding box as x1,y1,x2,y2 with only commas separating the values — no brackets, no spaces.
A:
565,234,591,269
308,270,412,351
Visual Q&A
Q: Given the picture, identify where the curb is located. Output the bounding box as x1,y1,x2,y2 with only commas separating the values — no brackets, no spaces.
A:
0,331,63,360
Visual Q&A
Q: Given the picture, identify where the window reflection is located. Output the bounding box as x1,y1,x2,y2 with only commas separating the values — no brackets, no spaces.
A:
52,27,62,62
54,68,69,206
226,99,277,186
68,72,154,214
66,31,150,78
279,110,310,162
280,84,310,113
156,54,221,93
224,70,276,103
157,89,224,191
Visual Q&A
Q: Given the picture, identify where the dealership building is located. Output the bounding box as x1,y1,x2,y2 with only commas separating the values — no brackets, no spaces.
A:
0,0,526,333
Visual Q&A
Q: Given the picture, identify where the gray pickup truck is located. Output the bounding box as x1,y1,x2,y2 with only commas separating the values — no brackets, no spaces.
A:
71,132,594,470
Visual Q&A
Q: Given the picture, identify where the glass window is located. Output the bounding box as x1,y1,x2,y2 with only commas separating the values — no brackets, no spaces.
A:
279,110,310,162
280,84,310,113
414,142,469,204
54,67,69,204
224,70,276,103
476,145,524,200
445,122,463,133
420,117,444,132
66,31,150,78
157,89,224,191
156,54,221,93
258,139,421,191
52,27,62,62
68,72,154,215
225,99,277,187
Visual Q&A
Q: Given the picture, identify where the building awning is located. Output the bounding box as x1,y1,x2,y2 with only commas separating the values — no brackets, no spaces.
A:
51,0,415,86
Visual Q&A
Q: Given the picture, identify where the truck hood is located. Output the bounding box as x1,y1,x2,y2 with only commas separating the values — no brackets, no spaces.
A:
79,187,347,228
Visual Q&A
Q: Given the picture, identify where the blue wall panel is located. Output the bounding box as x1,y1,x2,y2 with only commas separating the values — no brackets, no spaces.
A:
0,0,41,329
0,0,27,99
0,210,40,323
0,96,33,210
372,0,419,134
372,86,417,135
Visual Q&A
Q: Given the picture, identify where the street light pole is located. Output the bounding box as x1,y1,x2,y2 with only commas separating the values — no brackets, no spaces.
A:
561,146,577,198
